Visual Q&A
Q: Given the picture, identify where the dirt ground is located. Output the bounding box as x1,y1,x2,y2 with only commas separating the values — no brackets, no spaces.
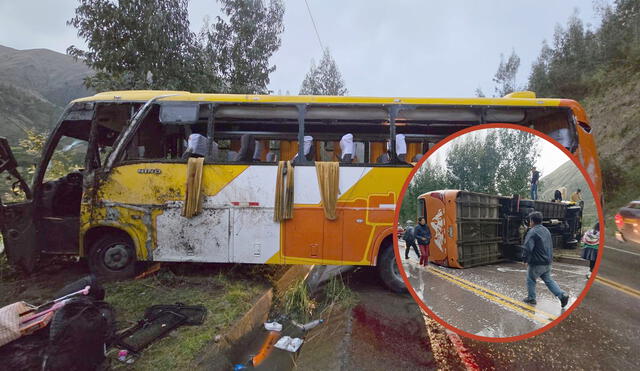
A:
0,257,282,370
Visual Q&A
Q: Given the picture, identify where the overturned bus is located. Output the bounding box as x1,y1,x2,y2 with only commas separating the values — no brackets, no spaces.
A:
418,190,583,268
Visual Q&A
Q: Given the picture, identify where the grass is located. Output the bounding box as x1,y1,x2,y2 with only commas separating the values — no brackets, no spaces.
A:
321,274,358,310
279,278,316,323
275,274,358,325
106,265,267,370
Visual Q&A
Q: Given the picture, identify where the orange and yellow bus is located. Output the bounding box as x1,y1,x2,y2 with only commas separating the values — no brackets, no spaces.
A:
0,90,601,291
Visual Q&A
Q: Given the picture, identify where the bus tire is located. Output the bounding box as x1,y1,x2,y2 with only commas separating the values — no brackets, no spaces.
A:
88,234,137,280
377,245,407,293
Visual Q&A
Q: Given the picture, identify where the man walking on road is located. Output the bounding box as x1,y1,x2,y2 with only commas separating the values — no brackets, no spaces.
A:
403,220,420,260
530,167,540,200
522,211,569,307
415,217,431,267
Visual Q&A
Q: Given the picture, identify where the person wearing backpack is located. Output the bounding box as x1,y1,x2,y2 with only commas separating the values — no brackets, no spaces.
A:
403,220,420,260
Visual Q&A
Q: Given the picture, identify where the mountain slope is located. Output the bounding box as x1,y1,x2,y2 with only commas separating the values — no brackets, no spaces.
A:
0,46,92,107
540,160,597,226
0,83,63,144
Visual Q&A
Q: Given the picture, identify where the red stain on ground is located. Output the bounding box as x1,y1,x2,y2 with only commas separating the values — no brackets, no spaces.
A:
352,304,437,368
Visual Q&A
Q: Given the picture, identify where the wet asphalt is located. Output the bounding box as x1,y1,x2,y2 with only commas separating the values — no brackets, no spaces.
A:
442,240,640,369
401,249,589,338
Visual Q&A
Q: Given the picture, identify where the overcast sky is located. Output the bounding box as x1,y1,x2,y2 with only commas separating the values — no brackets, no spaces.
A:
0,0,603,97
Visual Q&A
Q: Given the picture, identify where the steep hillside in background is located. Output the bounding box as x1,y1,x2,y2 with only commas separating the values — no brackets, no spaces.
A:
0,45,92,106
583,69,640,215
540,160,597,226
0,83,62,143
585,70,640,166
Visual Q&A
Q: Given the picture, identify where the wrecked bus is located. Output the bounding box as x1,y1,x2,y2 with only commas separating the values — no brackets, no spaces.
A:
0,90,601,292
418,190,584,268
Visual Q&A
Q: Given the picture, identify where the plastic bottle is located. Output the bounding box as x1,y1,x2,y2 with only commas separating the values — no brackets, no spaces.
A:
295,319,324,331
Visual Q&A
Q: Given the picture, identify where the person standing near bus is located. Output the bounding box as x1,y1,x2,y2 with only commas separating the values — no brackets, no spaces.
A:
530,167,540,200
581,222,599,279
522,212,570,307
571,189,583,203
415,217,431,267
403,220,420,260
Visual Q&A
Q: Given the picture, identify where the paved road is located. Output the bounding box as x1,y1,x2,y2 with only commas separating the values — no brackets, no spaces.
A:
401,251,589,338
455,239,640,369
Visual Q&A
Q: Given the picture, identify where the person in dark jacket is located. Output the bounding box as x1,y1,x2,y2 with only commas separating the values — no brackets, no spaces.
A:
415,217,431,267
530,167,540,200
403,220,420,260
522,212,569,307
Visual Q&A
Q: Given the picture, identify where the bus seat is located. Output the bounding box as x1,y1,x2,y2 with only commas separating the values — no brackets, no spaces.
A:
252,140,263,161
377,152,391,164
396,134,407,162
292,136,314,163
339,133,354,163
266,151,278,162
234,134,256,162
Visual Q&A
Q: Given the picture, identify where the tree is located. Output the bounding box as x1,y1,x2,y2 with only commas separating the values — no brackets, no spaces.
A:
494,129,539,198
68,0,285,94
474,87,486,97
445,131,501,194
202,0,285,94
528,40,554,97
399,162,448,224
492,50,521,97
299,49,348,95
68,0,215,92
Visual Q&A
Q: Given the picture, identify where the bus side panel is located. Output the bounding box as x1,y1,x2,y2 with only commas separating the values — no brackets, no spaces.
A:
282,208,325,263
322,214,344,264
155,206,230,262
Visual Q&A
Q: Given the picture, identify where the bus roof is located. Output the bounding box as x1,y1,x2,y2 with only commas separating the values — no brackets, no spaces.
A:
71,90,570,108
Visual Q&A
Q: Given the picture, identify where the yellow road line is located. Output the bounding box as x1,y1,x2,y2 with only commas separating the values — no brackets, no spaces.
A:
429,266,558,321
426,267,553,324
596,276,640,298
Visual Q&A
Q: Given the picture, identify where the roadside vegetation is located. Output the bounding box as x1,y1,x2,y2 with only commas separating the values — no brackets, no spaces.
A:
277,274,357,325
475,0,640,238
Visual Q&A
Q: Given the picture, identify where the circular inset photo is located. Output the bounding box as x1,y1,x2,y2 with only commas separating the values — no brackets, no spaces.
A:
394,125,603,341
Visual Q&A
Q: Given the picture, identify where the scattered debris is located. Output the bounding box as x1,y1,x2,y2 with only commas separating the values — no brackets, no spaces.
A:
291,318,324,331
264,321,283,332
135,262,162,280
274,336,303,352
252,330,281,367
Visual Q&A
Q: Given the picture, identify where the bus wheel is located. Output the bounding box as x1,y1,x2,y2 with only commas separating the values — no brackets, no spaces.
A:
377,245,407,293
88,234,136,280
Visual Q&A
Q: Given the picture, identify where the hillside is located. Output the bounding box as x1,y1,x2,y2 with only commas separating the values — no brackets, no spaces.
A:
583,69,640,216
0,45,92,106
0,83,62,144
540,160,597,227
